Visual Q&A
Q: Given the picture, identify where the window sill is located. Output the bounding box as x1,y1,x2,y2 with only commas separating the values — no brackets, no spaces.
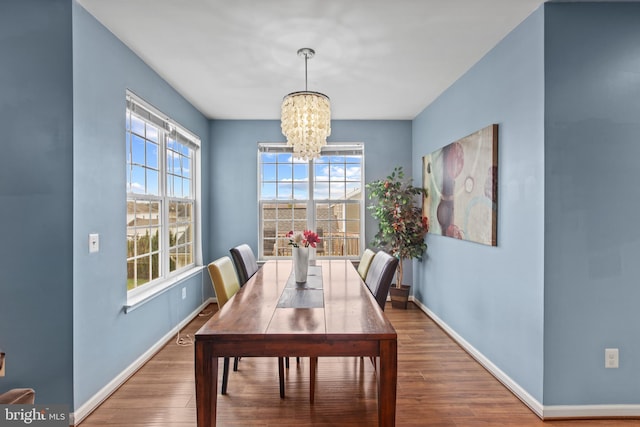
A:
124,266,205,313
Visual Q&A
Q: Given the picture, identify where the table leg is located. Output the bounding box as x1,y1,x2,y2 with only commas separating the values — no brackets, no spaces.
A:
378,339,397,427
195,341,218,427
310,357,317,404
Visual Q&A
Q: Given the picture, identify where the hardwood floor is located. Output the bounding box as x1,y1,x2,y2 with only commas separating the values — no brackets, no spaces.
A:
79,303,639,426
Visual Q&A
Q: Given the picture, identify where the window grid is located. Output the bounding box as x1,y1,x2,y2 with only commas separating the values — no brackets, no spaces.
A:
126,95,198,293
258,144,364,260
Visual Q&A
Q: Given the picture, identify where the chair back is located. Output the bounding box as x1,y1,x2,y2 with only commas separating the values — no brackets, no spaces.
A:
208,256,241,309
356,248,376,280
364,251,399,311
229,244,259,286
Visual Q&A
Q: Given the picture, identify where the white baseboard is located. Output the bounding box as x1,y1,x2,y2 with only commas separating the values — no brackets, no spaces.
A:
71,297,215,426
408,297,640,420
543,405,640,419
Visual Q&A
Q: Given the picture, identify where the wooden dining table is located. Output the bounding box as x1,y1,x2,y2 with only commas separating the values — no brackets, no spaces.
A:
194,259,398,426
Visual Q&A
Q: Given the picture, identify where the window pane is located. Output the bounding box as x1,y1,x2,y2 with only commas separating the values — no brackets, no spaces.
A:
137,256,150,285
263,238,276,256
262,163,276,181
147,141,158,169
293,164,308,180
261,183,276,199
151,253,160,280
346,163,361,181
278,164,292,180
173,175,182,197
183,157,191,178
131,115,145,136
314,182,329,200
127,260,135,290
277,183,292,199
147,170,159,196
146,124,158,143
315,164,329,180
330,182,346,200
277,153,291,163
183,179,191,198
131,135,145,165
127,234,135,258
292,181,308,199
131,166,145,194
168,248,176,272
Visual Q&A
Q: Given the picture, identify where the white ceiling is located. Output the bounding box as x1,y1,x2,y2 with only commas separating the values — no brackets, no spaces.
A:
77,0,545,120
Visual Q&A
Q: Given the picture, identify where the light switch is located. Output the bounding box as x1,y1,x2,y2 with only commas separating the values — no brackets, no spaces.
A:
89,233,100,253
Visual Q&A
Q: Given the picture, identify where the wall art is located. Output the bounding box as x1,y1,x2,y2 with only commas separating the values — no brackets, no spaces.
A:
422,124,498,246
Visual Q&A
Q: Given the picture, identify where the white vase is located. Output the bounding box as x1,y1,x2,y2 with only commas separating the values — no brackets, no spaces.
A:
292,246,309,283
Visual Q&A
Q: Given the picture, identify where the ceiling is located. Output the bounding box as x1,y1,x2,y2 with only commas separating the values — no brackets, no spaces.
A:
77,0,545,120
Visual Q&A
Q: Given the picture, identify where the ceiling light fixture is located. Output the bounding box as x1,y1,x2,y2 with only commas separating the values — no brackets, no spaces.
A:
281,48,331,161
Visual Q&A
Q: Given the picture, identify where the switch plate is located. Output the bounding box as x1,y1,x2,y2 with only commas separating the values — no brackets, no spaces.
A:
605,348,619,368
89,233,100,253
182,287,186,300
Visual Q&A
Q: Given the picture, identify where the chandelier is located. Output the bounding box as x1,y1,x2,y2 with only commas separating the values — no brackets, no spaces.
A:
281,48,331,161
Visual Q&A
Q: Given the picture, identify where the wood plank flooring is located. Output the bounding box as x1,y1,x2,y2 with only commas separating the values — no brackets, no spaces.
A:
78,303,640,426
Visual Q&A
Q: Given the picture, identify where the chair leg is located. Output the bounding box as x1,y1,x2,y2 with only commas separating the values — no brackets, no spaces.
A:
278,357,285,399
310,357,317,404
221,357,230,395
285,357,289,369
233,356,239,371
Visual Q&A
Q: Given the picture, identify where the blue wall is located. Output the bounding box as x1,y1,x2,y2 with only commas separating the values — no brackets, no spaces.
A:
543,2,640,405
208,120,412,264
412,7,546,401
71,2,210,409
0,0,74,405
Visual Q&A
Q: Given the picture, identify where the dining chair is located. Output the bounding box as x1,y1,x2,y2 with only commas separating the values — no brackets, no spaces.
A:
364,250,399,311
229,244,299,373
356,248,376,280
229,243,259,286
310,253,399,404
208,256,286,397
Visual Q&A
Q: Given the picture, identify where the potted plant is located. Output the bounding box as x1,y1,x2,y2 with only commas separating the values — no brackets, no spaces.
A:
366,166,429,309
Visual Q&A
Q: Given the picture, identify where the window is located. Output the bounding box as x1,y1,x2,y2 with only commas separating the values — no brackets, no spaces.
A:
126,92,200,296
258,144,364,260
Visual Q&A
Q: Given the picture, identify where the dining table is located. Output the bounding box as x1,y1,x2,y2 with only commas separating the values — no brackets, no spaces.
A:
194,258,398,426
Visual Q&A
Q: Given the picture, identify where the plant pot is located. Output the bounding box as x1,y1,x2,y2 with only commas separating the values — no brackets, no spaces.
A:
389,285,411,309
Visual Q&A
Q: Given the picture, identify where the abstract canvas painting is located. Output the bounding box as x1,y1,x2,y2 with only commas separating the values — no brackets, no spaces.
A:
422,124,498,246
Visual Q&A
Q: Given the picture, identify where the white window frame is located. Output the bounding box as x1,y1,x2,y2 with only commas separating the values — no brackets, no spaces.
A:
258,143,365,261
125,91,203,311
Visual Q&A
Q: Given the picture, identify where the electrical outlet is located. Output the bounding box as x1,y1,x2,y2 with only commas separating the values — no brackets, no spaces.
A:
182,287,186,300
89,233,99,253
605,348,619,368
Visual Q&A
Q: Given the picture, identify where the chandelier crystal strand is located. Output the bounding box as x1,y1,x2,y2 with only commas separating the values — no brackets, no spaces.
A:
281,48,331,161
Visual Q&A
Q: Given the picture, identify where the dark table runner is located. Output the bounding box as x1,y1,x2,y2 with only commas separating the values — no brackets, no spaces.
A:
277,265,324,308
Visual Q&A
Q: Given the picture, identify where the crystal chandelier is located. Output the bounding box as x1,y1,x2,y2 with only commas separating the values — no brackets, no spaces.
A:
281,48,331,161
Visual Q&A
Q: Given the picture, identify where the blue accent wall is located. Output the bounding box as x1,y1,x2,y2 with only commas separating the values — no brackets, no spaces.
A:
71,2,210,409
207,120,412,266
543,2,640,405
0,0,74,405
412,7,546,401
